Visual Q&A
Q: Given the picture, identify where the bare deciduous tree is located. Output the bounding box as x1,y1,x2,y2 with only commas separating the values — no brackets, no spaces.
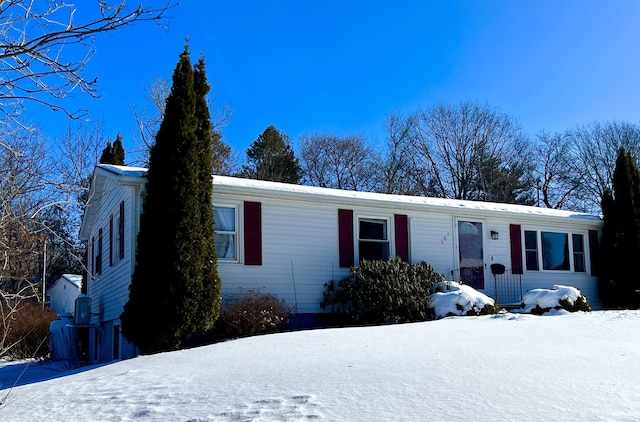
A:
569,121,640,213
533,131,584,210
300,132,376,191
131,76,235,170
376,112,421,195
0,0,173,124
410,102,534,203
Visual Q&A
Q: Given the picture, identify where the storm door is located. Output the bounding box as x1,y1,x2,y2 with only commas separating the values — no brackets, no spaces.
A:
457,220,485,289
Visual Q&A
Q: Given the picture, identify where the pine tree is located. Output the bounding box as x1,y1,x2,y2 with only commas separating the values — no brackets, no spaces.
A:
599,187,617,307
112,133,125,165
600,147,640,308
192,54,221,330
99,133,126,165
242,125,302,183
121,45,221,353
99,141,114,164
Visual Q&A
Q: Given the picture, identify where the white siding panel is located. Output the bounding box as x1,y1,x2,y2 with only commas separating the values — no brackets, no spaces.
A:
410,213,455,277
217,196,347,313
87,177,136,324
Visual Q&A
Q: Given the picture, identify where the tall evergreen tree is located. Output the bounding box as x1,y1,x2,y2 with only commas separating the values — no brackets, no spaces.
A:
99,141,114,164
192,55,220,330
112,133,126,165
99,133,126,165
121,45,221,353
242,125,302,183
600,147,640,308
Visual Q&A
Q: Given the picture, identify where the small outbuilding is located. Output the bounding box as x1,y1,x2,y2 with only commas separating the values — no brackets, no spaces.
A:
47,274,83,315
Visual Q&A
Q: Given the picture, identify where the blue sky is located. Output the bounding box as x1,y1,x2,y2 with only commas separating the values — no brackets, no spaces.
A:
31,1,640,160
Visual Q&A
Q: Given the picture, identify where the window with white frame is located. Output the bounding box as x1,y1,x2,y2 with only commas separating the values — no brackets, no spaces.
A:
214,205,237,260
572,233,586,272
524,229,586,272
358,217,389,262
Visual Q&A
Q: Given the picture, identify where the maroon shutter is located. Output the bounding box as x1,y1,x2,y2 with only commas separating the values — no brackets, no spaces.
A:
109,216,113,267
589,229,600,276
394,214,409,262
91,237,95,277
244,201,262,265
338,209,354,268
119,201,125,260
97,228,103,275
510,224,523,274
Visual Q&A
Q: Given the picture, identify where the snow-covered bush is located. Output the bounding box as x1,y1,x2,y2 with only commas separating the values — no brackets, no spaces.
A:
427,281,499,319
320,258,444,324
215,290,293,339
520,285,591,315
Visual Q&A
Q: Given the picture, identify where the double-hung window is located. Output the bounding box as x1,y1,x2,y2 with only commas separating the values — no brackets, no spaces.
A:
214,205,237,260
358,218,389,262
524,229,586,272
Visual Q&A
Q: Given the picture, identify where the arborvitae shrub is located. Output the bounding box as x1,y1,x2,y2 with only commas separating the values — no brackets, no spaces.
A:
215,290,293,339
1,302,57,359
320,258,444,324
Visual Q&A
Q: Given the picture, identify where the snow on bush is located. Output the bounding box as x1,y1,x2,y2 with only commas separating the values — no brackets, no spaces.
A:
520,285,591,315
427,281,499,319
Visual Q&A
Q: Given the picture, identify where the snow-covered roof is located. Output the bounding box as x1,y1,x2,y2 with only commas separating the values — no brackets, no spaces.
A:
97,164,148,178
79,165,601,241
55,274,83,289
212,175,601,223
79,165,148,241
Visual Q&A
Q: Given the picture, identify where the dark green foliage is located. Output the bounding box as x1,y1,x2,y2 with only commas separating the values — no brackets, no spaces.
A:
112,133,125,165
99,133,126,165
599,147,640,308
320,258,444,324
527,295,591,315
215,290,293,339
451,302,498,317
121,45,221,354
558,295,592,313
242,125,302,183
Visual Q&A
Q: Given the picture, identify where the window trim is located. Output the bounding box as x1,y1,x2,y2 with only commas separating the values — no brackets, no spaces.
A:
522,227,589,273
214,203,240,263
355,214,392,264
109,215,114,267
96,228,103,275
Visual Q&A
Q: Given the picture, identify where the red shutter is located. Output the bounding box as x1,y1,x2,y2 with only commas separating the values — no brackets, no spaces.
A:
109,216,113,267
97,228,103,275
394,214,409,262
91,237,95,277
338,209,354,268
510,224,523,275
119,201,125,260
244,201,262,265
589,229,600,276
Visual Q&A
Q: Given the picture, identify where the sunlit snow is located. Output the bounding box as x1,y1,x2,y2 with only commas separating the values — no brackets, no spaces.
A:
1,306,639,421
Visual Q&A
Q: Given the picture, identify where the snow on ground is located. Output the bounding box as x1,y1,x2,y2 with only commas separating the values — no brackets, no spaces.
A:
1,310,639,421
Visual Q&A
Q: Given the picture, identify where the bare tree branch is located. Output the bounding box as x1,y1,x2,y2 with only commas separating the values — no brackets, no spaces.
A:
0,1,174,121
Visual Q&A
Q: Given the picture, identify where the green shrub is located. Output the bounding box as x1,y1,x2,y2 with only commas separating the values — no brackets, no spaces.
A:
559,295,591,312
1,302,57,359
320,258,444,324
216,290,293,339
